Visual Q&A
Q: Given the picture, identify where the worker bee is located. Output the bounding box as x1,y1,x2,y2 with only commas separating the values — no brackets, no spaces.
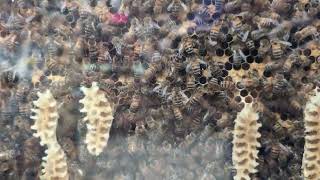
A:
181,37,197,56
171,89,184,108
47,40,60,58
179,132,197,149
209,24,222,43
186,75,197,91
199,125,214,142
83,21,97,39
188,89,204,107
283,52,299,71
172,54,185,71
254,16,279,29
18,102,31,117
232,50,242,68
187,60,201,76
1,71,19,88
231,16,243,32
272,122,283,136
214,0,225,14
167,0,188,17
154,0,167,14
190,114,202,131
129,92,141,113
258,38,271,56
97,49,112,63
174,119,185,136
271,0,292,14
294,25,317,41
220,79,235,91
289,99,302,112
246,39,255,50
16,82,30,102
271,40,283,60
0,148,15,162
251,29,269,40
6,34,20,51
151,51,162,62
264,61,282,73
224,0,241,13
210,63,223,78
142,61,165,83
270,143,280,159
172,106,183,121
207,77,220,92
272,77,293,96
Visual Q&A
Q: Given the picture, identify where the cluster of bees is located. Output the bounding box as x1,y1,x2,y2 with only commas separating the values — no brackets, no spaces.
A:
0,0,319,179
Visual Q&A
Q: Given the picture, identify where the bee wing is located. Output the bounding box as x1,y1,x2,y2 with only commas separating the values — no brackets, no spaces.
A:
180,2,188,11
208,39,218,46
179,91,189,104
162,86,168,97
277,40,292,47
167,2,174,11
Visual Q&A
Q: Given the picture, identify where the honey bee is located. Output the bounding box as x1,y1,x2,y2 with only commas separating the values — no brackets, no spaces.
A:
88,43,98,63
172,54,185,70
172,89,184,108
190,114,202,131
271,0,291,14
154,0,167,14
246,39,255,50
289,99,302,112
258,38,271,56
210,63,223,78
83,21,97,39
16,83,30,102
151,51,162,62
199,125,214,142
207,77,220,92
188,89,204,106
1,71,19,88
270,143,280,159
251,29,269,40
272,121,284,135
254,16,279,29
264,61,282,73
283,51,299,71
272,77,293,96
127,135,140,154
60,137,77,160
6,34,20,51
181,37,197,55
214,0,225,14
18,102,31,117
209,24,222,43
174,119,185,136
167,0,188,17
188,60,201,76
186,75,197,91
220,80,235,91
0,148,15,162
224,0,241,13
129,92,141,113
97,48,112,64
142,62,165,83
172,106,183,121
179,132,197,149
232,16,243,32
232,50,242,68
271,40,283,60
294,25,317,41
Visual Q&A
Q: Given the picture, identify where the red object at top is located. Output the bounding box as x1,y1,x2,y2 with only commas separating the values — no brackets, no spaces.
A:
110,13,128,25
